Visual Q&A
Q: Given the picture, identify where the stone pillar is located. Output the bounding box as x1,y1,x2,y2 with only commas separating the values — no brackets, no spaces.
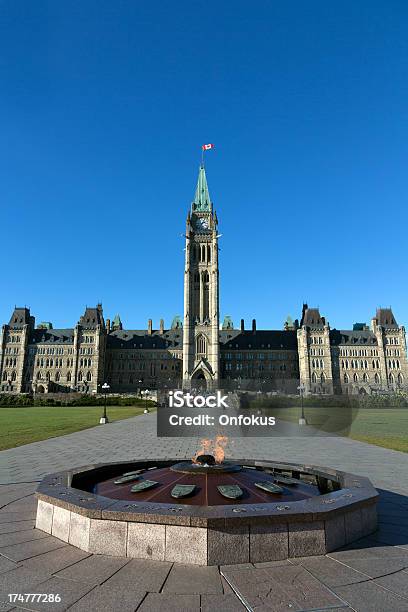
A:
297,326,311,395
73,325,80,388
373,322,388,390
0,325,7,387
199,272,204,323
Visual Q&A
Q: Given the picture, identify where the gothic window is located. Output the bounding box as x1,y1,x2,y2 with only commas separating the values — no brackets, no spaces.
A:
320,359,324,369
2,371,7,381
363,373,368,383
11,371,16,381
311,372,317,383
196,334,207,356
207,245,211,262
353,373,358,383
389,373,394,384
86,371,92,382
55,371,60,382
67,371,71,382
321,372,325,383
375,373,380,384
78,371,83,382
398,373,403,385
37,371,42,380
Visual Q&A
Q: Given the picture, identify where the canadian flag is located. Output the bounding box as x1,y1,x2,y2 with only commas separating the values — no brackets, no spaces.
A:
202,143,214,150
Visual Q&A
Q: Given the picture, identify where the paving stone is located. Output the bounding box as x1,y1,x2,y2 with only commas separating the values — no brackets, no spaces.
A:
55,554,129,586
0,556,19,575
67,583,145,612
329,541,408,562
375,569,408,598
222,564,343,610
201,593,247,611
0,536,66,562
162,564,223,594
207,525,249,566
103,558,171,593
127,522,165,561
295,555,367,587
21,544,91,574
289,521,326,557
0,566,51,601
250,523,288,562
165,525,207,565
220,574,234,593
372,528,408,548
340,556,408,579
334,580,408,612
15,576,94,611
0,528,48,549
0,521,35,534
137,593,200,611
88,519,127,556
0,512,36,524
253,559,292,568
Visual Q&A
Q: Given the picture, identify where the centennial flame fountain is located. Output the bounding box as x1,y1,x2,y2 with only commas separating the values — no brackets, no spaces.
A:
36,441,378,565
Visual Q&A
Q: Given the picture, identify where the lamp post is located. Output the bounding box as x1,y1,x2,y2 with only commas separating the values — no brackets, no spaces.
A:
143,389,149,414
100,382,110,424
298,383,307,425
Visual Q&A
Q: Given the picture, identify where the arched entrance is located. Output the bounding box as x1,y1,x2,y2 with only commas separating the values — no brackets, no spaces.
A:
37,385,45,394
191,370,207,391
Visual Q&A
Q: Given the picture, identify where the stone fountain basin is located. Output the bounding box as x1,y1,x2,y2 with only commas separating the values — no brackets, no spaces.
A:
35,459,378,566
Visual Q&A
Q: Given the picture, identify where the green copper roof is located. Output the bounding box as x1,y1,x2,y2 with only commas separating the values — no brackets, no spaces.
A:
193,166,211,211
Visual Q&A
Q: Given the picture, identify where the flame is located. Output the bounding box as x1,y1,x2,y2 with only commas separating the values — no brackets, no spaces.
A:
213,435,228,464
193,439,212,463
193,435,228,464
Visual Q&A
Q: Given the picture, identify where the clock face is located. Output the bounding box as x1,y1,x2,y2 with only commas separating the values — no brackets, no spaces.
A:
195,217,209,231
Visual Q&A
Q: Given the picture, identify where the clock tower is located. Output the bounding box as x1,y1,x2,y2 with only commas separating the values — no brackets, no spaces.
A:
182,165,220,389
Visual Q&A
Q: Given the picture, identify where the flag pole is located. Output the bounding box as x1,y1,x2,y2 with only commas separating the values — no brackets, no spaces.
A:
201,146,204,168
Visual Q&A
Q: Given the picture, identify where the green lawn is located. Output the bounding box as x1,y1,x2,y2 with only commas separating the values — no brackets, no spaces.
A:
258,405,408,453
0,406,154,451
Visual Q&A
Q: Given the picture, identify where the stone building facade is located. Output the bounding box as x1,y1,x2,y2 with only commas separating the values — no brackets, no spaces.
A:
1,167,407,396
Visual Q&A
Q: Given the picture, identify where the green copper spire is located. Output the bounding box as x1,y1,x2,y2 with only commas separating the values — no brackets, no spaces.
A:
193,166,211,211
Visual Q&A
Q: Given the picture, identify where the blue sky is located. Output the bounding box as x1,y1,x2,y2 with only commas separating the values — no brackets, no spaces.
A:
1,1,408,331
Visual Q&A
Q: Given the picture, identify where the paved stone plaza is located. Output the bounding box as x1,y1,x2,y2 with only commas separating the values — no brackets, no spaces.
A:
1,412,408,611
